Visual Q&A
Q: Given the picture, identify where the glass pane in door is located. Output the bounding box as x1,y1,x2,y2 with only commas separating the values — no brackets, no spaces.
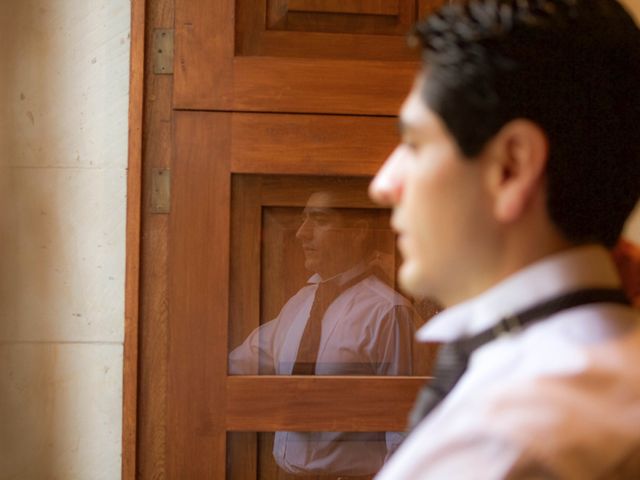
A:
228,175,440,377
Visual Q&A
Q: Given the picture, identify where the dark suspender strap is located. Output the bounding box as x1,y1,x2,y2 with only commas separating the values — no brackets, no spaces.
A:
407,287,630,431
457,288,630,356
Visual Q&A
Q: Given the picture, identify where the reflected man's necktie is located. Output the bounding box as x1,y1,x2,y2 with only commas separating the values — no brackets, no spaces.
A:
292,269,373,375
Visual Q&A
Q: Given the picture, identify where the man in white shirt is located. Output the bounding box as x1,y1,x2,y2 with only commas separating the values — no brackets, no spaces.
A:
368,0,640,478
230,190,421,477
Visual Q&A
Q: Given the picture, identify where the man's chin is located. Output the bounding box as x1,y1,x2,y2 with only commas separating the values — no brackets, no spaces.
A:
398,262,430,298
304,259,319,274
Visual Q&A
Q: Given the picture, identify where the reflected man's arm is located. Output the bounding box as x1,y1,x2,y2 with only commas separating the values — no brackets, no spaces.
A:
376,304,419,455
228,319,278,375
377,304,417,376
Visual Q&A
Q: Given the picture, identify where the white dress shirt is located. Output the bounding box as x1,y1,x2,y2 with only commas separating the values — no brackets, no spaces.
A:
229,263,419,476
376,245,640,479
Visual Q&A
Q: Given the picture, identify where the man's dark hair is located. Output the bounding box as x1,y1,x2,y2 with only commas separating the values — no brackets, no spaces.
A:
412,0,640,247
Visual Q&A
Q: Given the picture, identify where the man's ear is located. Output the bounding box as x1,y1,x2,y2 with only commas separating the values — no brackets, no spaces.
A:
484,120,549,223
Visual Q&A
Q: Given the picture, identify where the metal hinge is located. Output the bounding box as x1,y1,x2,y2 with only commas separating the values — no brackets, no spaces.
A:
153,29,174,74
151,168,170,214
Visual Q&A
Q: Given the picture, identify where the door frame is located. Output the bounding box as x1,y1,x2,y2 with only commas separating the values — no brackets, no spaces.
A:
123,0,434,477
123,0,145,478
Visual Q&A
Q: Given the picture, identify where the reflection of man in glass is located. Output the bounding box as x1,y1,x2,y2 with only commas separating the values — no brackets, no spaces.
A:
229,190,420,477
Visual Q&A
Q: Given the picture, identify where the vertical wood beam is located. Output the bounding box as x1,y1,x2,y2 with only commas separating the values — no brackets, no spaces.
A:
123,0,146,477
167,111,231,478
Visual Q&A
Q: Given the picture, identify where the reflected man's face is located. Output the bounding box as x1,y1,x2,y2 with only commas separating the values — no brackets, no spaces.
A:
296,192,365,279
369,76,492,305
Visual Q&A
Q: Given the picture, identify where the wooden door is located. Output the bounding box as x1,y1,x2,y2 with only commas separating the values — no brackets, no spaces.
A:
158,0,444,478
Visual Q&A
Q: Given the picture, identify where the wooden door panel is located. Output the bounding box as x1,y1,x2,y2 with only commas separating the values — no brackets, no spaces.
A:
138,0,447,477
236,31,414,61
229,114,396,176
269,0,403,26
173,0,447,113
241,0,415,58
168,111,231,478
226,376,423,431
229,174,400,362
228,174,437,376
170,111,437,477
265,0,410,35
228,432,259,480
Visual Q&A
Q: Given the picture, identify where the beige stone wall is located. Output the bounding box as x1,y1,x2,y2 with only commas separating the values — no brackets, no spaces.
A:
0,0,129,478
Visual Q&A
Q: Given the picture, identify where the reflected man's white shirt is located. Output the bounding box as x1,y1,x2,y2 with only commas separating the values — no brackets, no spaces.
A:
376,245,640,479
229,263,419,476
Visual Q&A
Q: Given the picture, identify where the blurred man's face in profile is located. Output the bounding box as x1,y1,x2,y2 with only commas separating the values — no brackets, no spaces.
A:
296,192,365,280
369,76,494,305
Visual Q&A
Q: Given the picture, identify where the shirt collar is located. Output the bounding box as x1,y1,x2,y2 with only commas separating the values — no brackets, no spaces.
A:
417,245,621,343
307,262,368,287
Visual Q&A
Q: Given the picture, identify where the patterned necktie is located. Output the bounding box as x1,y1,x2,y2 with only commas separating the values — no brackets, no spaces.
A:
407,288,630,431
291,269,373,375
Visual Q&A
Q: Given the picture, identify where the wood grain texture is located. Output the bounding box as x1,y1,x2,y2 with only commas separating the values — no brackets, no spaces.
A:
288,0,400,15
175,0,420,113
122,0,145,477
418,0,443,19
229,175,263,351
258,433,281,480
226,376,426,431
136,1,449,476
258,176,377,208
267,0,409,35
168,111,231,478
246,0,417,60
230,113,398,176
174,0,234,109
237,30,418,61
227,432,258,480
134,0,175,478
276,9,408,35
261,207,310,324
231,57,417,115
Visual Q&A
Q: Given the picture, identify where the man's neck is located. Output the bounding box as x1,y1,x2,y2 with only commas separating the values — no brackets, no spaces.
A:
316,260,366,284
442,224,575,308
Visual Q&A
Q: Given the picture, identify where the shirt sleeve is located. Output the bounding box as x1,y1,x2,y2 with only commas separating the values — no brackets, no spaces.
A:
375,304,418,456
377,430,528,480
375,304,417,376
228,319,278,375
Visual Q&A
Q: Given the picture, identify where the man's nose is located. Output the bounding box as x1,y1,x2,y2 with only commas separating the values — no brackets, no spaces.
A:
296,218,311,240
369,145,408,207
